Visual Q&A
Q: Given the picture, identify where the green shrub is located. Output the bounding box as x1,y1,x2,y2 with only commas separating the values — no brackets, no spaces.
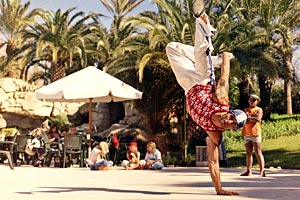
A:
224,114,300,151
48,114,71,131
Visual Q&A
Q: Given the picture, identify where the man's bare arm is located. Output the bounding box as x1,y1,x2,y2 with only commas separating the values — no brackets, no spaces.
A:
213,52,233,104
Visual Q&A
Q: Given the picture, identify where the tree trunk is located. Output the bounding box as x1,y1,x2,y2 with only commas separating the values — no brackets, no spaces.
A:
6,40,17,57
50,62,66,82
284,61,293,114
258,75,273,120
238,76,251,110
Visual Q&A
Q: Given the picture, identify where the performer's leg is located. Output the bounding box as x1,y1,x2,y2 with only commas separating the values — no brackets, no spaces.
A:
166,41,223,90
167,41,222,68
166,42,198,91
194,13,215,84
166,42,194,68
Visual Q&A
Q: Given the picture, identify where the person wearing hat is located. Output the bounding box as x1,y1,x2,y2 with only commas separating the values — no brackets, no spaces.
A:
241,94,266,177
121,141,143,170
166,0,247,195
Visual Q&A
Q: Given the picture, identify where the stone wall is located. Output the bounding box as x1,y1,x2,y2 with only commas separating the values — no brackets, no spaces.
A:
0,78,83,130
0,78,153,139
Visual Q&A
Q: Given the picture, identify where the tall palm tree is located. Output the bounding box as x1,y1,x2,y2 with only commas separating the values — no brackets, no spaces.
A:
268,0,300,114
209,0,300,118
191,0,274,114
21,8,97,82
0,0,41,77
236,0,300,116
85,0,147,82
112,0,194,133
98,0,145,50
86,22,110,69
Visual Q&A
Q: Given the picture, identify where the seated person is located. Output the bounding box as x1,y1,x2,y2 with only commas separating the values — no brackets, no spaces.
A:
68,125,77,134
47,125,61,144
46,124,62,166
60,125,77,138
143,141,164,170
0,118,8,141
121,141,145,170
86,141,114,170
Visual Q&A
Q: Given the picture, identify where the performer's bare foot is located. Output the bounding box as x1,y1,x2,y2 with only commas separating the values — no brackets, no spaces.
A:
192,0,205,18
240,171,252,176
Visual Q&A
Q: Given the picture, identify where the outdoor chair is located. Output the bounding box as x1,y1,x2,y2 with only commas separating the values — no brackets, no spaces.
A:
63,133,83,168
0,130,18,169
13,134,30,166
74,132,89,166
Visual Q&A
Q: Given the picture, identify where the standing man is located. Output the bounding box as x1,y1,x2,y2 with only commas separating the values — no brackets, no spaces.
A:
241,94,266,177
166,0,247,195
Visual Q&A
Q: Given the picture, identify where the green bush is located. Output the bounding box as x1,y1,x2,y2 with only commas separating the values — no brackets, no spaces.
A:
224,114,300,151
48,114,71,131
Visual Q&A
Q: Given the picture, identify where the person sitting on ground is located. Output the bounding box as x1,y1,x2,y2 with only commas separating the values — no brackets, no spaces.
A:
143,141,164,170
86,141,114,170
121,141,145,170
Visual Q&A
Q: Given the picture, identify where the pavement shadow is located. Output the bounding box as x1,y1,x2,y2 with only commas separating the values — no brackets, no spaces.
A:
161,167,210,173
15,186,221,197
16,186,171,196
167,170,300,199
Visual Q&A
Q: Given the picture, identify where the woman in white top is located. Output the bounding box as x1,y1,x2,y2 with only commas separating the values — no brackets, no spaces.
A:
86,141,113,170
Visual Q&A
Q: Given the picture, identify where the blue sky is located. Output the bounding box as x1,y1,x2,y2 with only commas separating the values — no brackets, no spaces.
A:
25,0,157,13
23,0,157,28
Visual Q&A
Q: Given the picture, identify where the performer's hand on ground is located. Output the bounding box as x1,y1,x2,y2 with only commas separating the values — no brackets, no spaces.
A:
217,189,239,195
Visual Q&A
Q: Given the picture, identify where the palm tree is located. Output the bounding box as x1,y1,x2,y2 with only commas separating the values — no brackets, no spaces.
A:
109,0,198,159
89,0,147,74
189,0,275,116
86,22,110,69
238,0,300,116
209,0,300,118
98,0,145,50
268,0,300,114
111,0,194,132
21,8,97,82
0,0,41,77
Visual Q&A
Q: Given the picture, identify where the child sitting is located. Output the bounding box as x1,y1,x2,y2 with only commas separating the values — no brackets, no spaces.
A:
121,141,145,170
86,141,113,170
143,141,164,170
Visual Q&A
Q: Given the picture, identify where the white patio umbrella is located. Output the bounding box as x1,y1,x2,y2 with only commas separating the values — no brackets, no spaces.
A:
36,66,143,144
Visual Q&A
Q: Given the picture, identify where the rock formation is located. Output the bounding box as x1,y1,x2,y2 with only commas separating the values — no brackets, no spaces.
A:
0,78,153,141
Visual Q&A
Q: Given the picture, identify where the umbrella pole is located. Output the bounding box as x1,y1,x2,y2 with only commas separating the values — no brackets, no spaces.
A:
88,98,93,148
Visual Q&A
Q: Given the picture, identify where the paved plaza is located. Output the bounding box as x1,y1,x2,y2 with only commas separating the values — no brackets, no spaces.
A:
0,164,299,200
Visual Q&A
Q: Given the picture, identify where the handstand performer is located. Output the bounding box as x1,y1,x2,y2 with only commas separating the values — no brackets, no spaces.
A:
166,0,247,195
